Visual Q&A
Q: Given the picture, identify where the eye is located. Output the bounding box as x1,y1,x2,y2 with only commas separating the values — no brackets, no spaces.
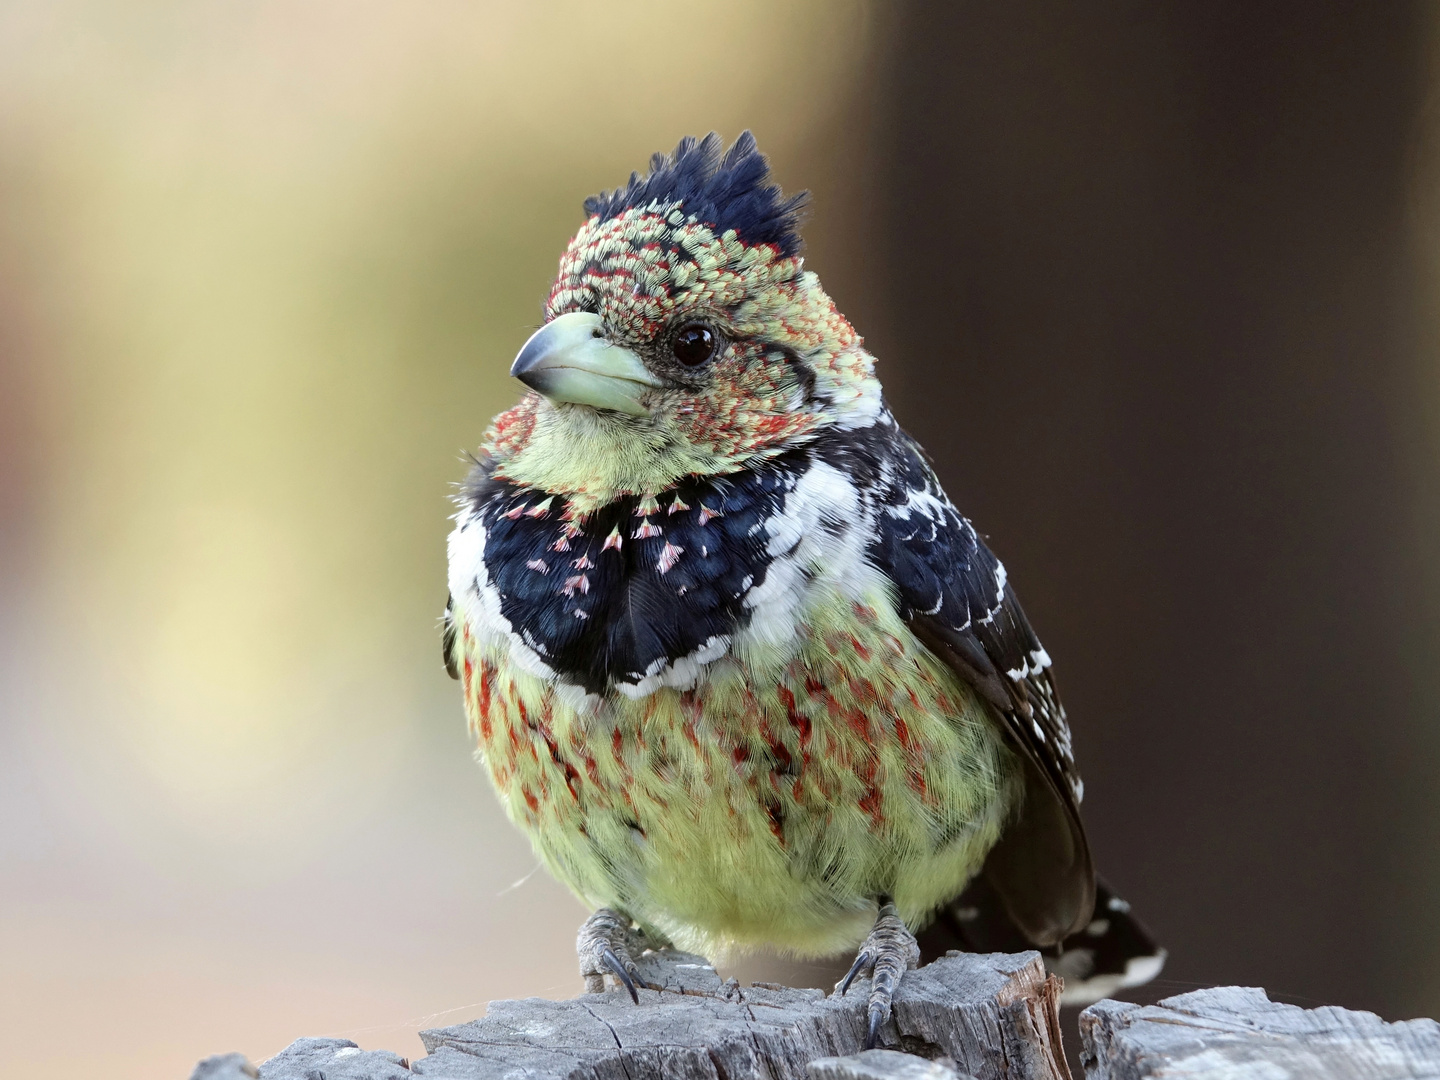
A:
671,323,719,367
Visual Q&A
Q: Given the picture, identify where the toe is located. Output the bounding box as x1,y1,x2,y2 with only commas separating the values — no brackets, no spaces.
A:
577,908,646,1002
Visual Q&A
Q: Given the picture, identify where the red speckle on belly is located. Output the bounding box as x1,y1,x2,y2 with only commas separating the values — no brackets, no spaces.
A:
858,786,884,825
535,715,581,802
764,799,785,844
907,765,928,800
857,759,884,825
894,715,913,750
778,686,813,751
759,716,792,774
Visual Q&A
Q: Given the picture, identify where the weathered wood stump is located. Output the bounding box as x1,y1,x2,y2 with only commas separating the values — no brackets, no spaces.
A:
1082,985,1440,1079
189,950,1440,1080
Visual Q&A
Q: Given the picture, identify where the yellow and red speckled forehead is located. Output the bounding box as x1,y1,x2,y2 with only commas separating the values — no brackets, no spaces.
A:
545,203,806,344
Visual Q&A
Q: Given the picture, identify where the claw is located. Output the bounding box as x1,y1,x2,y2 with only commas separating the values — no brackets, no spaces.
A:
866,1002,886,1050
601,946,639,1004
837,949,871,996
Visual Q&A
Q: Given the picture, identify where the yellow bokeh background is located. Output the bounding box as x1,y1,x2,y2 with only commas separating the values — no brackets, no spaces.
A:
0,4,879,1076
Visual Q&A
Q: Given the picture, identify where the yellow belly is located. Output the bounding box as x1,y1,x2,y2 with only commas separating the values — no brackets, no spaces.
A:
454,585,1018,958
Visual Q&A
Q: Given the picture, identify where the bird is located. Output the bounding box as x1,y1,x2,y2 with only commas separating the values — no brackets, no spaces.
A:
443,131,1163,1047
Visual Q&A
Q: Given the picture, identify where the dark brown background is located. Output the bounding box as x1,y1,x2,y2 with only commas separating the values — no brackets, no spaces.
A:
830,1,1438,1021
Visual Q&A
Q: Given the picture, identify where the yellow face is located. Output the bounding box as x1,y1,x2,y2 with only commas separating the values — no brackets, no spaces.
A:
481,203,882,509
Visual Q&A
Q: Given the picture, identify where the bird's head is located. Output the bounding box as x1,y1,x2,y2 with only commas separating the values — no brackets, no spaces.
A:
481,132,881,512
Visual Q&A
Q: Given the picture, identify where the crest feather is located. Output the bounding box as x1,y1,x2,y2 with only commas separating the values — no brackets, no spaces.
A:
583,131,808,257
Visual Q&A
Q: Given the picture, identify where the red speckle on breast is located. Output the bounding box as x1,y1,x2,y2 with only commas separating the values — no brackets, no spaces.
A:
476,666,494,740
848,634,871,662
562,761,582,801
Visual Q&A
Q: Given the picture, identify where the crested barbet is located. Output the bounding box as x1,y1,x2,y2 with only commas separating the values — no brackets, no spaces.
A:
444,132,1164,1045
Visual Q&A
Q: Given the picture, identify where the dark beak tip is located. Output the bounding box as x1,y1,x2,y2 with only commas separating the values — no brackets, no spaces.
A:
509,337,547,383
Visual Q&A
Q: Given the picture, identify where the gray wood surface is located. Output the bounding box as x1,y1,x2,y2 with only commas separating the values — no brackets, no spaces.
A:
1081,985,1440,1079
197,949,1067,1080
189,953,1440,1080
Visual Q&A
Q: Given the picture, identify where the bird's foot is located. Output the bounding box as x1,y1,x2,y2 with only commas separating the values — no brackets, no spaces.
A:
577,908,655,1003
835,898,920,1049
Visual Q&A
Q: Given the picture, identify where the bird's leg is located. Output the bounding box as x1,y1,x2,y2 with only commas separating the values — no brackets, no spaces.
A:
576,908,658,1004
835,897,921,1049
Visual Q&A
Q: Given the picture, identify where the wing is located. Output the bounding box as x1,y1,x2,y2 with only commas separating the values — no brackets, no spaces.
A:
443,592,460,680
860,425,1095,946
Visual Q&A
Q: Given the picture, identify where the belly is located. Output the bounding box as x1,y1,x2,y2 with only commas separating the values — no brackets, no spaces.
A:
454,586,1017,958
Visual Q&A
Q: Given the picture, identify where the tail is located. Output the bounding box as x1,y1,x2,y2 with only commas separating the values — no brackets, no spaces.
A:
916,875,1166,1006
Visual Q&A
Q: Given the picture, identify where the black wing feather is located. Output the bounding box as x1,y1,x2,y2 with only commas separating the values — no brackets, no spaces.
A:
856,422,1095,946
442,592,460,681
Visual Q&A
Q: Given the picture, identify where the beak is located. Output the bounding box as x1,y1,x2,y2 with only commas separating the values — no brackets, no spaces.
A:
510,311,663,416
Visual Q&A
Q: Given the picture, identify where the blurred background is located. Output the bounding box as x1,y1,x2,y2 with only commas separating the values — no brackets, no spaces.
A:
1,2,1438,1077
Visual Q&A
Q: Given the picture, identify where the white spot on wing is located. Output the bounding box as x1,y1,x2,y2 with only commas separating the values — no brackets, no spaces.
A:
1121,951,1167,988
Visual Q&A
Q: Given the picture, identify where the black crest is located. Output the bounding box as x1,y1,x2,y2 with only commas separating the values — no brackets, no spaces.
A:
583,131,808,257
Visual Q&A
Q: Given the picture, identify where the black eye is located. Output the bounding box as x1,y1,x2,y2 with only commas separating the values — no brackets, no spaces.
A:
672,323,718,367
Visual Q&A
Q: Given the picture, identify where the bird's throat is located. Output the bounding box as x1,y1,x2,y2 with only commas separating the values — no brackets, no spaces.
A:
493,400,753,512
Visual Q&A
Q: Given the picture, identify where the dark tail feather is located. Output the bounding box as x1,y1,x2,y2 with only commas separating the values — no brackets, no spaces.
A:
917,875,1166,1006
